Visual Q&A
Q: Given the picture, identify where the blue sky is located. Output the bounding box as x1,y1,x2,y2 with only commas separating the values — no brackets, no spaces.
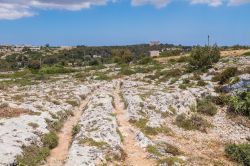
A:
0,0,249,46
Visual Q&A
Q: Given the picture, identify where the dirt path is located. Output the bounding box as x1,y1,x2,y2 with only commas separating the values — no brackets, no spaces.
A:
44,96,91,166
113,82,156,166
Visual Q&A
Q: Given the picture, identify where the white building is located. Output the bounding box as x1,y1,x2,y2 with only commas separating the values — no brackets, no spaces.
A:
150,50,160,57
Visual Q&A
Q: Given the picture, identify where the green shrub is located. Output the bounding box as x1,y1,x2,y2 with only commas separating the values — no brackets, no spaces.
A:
210,94,230,106
120,67,135,76
189,45,220,71
28,60,41,70
158,142,183,156
130,118,170,136
225,143,250,165
72,124,81,137
229,92,250,117
79,137,107,148
137,56,155,65
95,74,111,81
160,50,182,57
197,99,217,116
212,67,238,84
175,114,210,132
28,122,39,129
243,51,250,56
41,132,58,149
39,65,76,74
66,100,79,107
16,145,50,166
147,145,162,157
197,80,207,86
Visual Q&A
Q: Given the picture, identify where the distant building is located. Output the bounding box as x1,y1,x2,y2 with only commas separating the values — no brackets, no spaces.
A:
150,50,160,57
150,41,161,46
93,55,102,58
59,46,76,50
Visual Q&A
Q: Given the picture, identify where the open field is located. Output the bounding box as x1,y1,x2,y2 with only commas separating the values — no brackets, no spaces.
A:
0,49,250,166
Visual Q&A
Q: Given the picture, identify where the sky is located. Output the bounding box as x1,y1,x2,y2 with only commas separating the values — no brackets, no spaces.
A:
0,0,249,46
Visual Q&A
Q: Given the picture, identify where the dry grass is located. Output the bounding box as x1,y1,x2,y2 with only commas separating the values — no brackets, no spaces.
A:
221,49,250,57
0,106,31,118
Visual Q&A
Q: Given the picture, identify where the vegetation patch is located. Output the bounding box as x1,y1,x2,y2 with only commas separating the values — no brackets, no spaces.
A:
28,122,39,129
243,51,250,56
158,156,183,166
41,132,59,149
72,124,81,137
209,94,230,106
197,98,217,116
175,114,211,132
66,100,79,107
16,145,50,166
197,80,207,86
188,45,220,71
116,128,124,143
225,143,250,165
212,67,238,84
130,118,171,136
228,92,250,117
0,105,33,118
79,137,108,149
147,145,163,157
158,142,183,156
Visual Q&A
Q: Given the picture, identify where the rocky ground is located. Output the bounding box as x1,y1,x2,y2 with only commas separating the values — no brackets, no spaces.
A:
0,56,249,166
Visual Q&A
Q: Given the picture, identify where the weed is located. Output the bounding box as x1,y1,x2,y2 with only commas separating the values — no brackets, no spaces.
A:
175,114,211,132
212,67,238,84
72,124,81,137
28,122,39,129
147,145,162,157
41,132,58,149
66,100,79,107
79,137,108,149
116,128,124,143
225,143,250,165
16,145,50,166
197,98,217,116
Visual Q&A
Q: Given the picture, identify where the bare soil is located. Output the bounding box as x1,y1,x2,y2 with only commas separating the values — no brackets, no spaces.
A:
113,82,156,166
44,96,91,166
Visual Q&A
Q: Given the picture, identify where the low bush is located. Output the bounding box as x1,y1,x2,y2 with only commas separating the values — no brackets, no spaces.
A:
130,118,170,136
158,142,183,156
225,143,250,165
189,45,220,71
120,67,135,76
39,65,76,75
197,99,217,116
79,137,107,148
160,50,182,57
209,94,230,106
197,80,207,86
229,92,250,117
41,132,59,149
16,145,50,166
243,51,250,56
72,124,81,137
175,114,210,132
212,67,238,84
137,56,155,65
147,145,162,157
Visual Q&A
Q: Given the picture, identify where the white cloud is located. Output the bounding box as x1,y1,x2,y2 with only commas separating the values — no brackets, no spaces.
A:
0,0,249,20
131,0,171,8
228,0,250,5
190,0,223,7
0,0,113,20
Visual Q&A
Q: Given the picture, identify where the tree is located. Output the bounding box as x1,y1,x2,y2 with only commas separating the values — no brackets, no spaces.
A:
189,45,220,70
111,49,133,64
28,60,41,70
